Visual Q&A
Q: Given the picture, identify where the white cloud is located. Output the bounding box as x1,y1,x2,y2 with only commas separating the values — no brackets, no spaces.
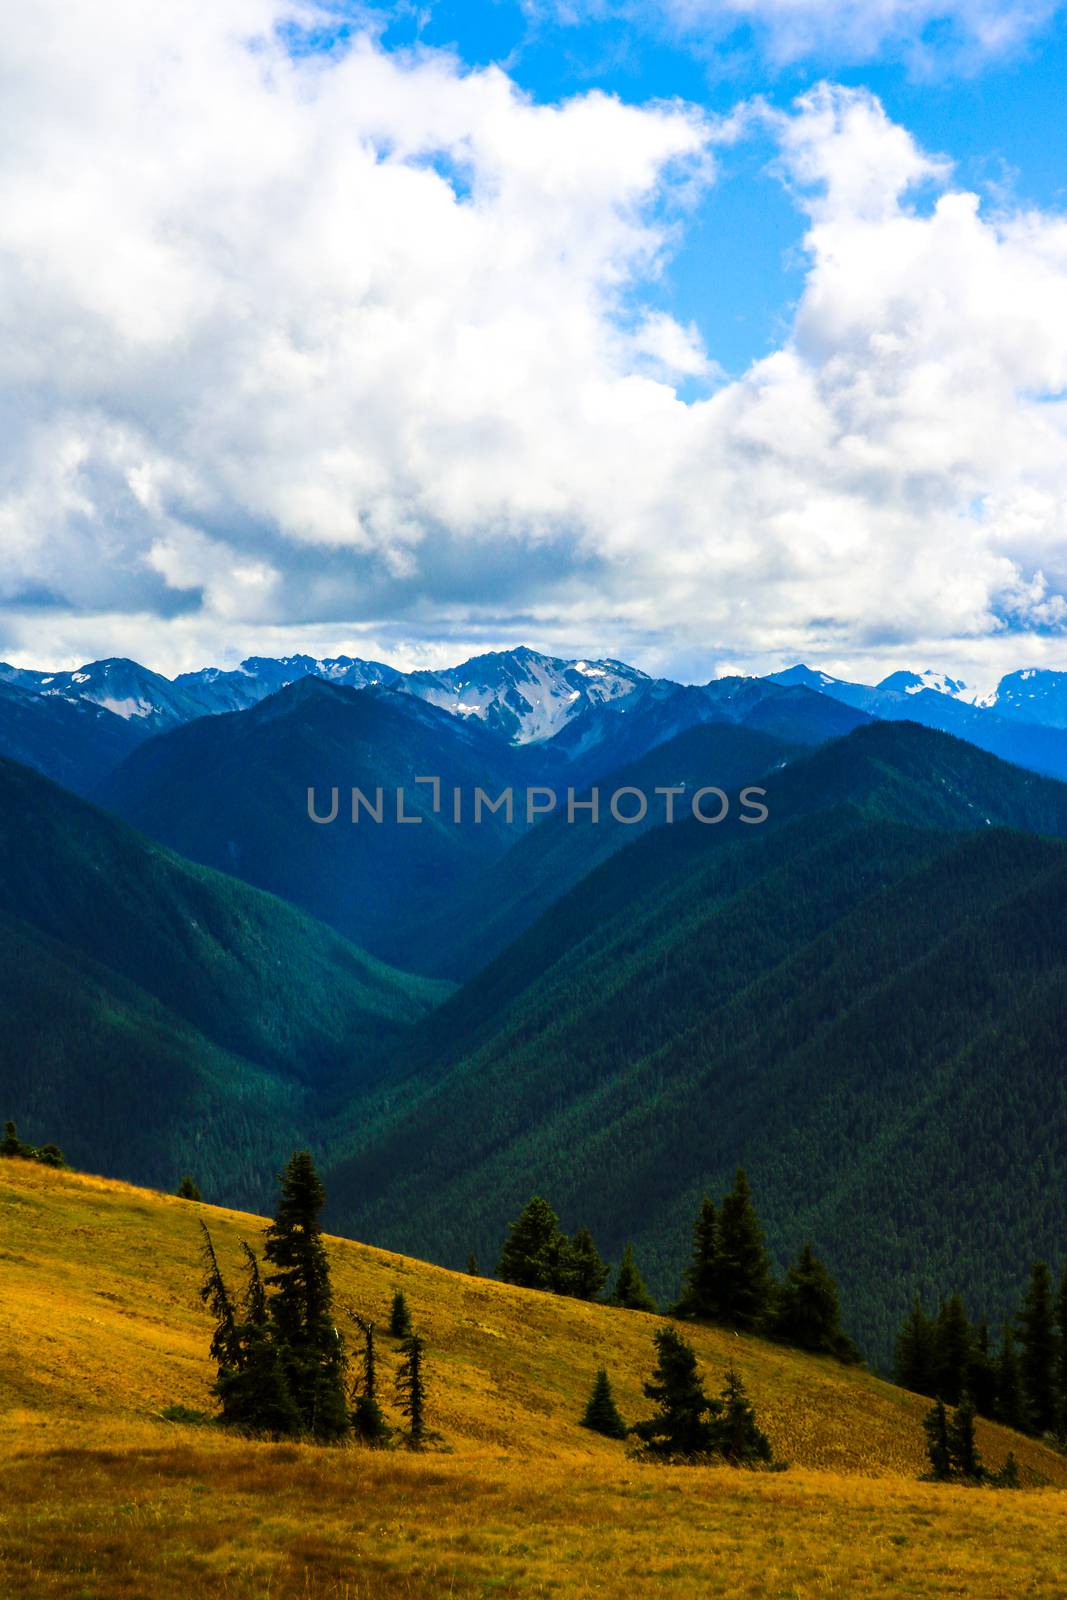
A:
538,0,1060,69
4,11,1067,683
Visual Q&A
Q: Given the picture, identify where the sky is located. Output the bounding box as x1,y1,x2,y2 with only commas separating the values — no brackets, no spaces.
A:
4,1,1067,688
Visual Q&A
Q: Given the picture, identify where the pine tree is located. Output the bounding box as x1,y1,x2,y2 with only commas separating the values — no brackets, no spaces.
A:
631,1326,720,1459
1056,1265,1067,1440
772,1243,845,1354
996,1323,1026,1432
262,1150,348,1441
580,1369,628,1439
947,1393,984,1482
967,1322,998,1420
558,1226,609,1301
177,1175,202,1201
496,1196,564,1290
395,1332,428,1447
934,1295,973,1407
348,1310,390,1445
716,1170,774,1331
1019,1261,1057,1435
1,1121,23,1158
609,1244,659,1313
991,1451,1020,1489
199,1221,241,1376
711,1368,773,1467
218,1244,302,1437
466,1253,479,1276
922,1397,952,1480
673,1196,720,1320
389,1290,413,1339
895,1299,938,1396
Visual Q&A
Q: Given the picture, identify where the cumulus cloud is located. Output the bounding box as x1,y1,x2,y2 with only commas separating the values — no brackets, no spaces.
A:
4,7,1067,682
539,0,1060,70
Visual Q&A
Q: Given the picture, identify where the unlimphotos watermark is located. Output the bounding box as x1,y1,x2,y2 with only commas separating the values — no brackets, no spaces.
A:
307,779,769,827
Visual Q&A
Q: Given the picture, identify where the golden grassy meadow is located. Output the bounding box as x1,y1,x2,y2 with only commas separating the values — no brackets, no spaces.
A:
1,1160,1065,1597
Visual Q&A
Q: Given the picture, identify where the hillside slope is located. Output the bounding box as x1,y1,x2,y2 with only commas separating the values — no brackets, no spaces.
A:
323,724,1067,1362
1,1160,1064,1600
97,678,551,967
0,758,448,1202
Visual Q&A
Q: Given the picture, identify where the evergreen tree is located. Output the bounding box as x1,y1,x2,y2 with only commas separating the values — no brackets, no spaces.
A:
389,1290,413,1339
967,1322,998,1420
177,1175,202,1201
395,1332,428,1447
772,1243,845,1355
496,1196,564,1290
894,1299,938,1396
947,1393,984,1482
1056,1265,1067,1440
198,1221,241,1376
710,1368,773,1467
348,1311,390,1446
262,1150,348,1441
1,1121,23,1158
673,1196,720,1320
218,1243,302,1437
996,1323,1026,1432
991,1451,1020,1489
716,1170,774,1331
1019,1261,1057,1435
631,1326,720,1459
466,1253,479,1276
934,1295,973,1407
559,1226,609,1301
922,1397,952,1481
580,1369,628,1440
609,1244,659,1313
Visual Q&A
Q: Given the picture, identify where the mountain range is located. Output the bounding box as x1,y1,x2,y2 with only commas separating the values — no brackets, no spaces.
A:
4,640,1067,1366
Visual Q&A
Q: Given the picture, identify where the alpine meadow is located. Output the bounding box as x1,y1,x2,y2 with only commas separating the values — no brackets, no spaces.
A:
7,0,1067,1593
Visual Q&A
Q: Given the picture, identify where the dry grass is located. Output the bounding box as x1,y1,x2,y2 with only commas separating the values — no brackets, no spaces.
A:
1,1161,1065,1598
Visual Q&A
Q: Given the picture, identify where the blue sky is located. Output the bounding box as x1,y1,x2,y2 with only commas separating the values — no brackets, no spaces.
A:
4,0,1067,686
362,0,1067,373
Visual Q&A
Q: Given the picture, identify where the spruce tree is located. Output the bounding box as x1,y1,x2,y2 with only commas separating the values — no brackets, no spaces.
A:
496,1196,564,1290
1056,1265,1067,1440
580,1368,628,1439
389,1290,413,1339
199,1222,241,1377
947,1393,984,1482
894,1299,938,1396
772,1244,845,1355
1,1121,23,1158
219,1244,302,1437
1019,1261,1057,1435
711,1368,773,1467
263,1150,348,1441
967,1323,998,1420
996,1323,1026,1432
934,1295,973,1407
467,1253,479,1276
673,1196,720,1320
631,1326,719,1459
934,1293,966,1390
922,1397,952,1481
348,1311,390,1445
610,1244,659,1313
559,1226,609,1301
395,1331,428,1447
177,1175,202,1201
716,1170,774,1331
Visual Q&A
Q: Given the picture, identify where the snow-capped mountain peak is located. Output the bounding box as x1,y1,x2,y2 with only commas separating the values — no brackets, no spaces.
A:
876,669,975,700
402,647,649,744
